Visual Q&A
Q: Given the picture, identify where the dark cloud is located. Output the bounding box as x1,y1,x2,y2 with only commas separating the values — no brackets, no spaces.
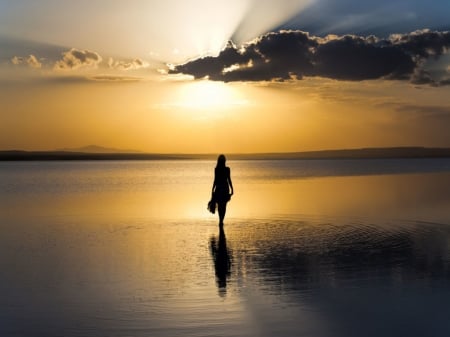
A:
410,69,436,85
438,78,450,86
243,31,316,81
312,36,415,80
169,41,252,80
169,29,450,84
171,32,316,82
389,29,450,58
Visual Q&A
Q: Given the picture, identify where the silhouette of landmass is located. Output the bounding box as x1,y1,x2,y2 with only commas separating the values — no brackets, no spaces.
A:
56,145,140,153
1,147,450,161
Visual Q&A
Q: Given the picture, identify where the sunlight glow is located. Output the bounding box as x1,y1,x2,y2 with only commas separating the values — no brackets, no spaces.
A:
144,0,313,62
171,80,249,115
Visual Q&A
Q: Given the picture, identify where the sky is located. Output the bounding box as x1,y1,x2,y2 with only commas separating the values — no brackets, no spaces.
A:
1,0,450,153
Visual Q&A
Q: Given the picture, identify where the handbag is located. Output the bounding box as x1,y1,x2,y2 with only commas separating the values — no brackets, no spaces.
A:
207,193,216,214
207,199,216,214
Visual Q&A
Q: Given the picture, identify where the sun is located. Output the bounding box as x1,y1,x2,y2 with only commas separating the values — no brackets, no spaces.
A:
175,80,247,111
155,79,250,120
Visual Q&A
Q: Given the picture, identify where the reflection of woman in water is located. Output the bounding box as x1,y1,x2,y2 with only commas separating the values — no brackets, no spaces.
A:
211,154,234,227
210,227,231,295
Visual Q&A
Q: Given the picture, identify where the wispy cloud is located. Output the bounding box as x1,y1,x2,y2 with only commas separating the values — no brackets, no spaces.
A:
395,104,450,116
169,29,450,85
378,102,450,116
90,75,143,82
33,74,144,84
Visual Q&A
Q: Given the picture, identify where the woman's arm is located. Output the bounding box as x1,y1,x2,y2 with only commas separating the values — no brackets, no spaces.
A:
212,170,217,195
227,168,234,195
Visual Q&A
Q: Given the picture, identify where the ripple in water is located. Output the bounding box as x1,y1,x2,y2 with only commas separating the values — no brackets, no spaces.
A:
224,217,450,289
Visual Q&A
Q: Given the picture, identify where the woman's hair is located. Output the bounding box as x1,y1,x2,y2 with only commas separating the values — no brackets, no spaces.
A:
216,154,226,168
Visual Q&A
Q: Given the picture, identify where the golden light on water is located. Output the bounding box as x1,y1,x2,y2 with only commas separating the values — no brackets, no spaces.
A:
4,167,447,224
2,160,450,336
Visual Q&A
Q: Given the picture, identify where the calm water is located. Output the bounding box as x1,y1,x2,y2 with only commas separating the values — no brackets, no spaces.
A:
1,159,450,337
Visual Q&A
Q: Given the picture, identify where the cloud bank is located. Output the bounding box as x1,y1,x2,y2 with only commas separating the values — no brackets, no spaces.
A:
169,29,450,85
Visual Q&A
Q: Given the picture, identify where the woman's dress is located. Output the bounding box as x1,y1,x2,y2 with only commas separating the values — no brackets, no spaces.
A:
214,166,231,203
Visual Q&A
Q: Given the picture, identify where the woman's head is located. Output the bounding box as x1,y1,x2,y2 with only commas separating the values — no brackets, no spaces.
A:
216,154,226,168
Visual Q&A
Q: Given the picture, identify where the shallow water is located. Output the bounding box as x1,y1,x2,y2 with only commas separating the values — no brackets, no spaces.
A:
1,159,450,337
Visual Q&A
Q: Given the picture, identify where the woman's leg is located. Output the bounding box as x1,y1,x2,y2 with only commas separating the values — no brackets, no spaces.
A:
218,202,227,226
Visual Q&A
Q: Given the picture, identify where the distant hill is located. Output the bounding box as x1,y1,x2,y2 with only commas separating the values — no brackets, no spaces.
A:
1,147,450,161
228,147,450,160
56,145,140,153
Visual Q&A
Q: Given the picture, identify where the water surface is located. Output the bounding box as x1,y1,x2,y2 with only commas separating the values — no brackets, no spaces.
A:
1,159,449,336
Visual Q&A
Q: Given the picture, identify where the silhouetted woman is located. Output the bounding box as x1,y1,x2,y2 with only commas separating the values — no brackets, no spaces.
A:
211,154,234,226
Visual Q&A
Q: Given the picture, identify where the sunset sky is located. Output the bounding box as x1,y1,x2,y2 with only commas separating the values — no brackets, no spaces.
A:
1,0,450,153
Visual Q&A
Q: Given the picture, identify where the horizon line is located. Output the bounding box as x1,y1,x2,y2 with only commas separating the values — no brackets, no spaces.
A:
2,145,450,154
1,146,450,161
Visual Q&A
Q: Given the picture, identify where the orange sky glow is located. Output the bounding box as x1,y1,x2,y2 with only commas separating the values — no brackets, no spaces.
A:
0,0,449,153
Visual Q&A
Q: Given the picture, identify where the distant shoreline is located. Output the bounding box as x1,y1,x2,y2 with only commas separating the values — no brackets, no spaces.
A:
1,147,450,161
